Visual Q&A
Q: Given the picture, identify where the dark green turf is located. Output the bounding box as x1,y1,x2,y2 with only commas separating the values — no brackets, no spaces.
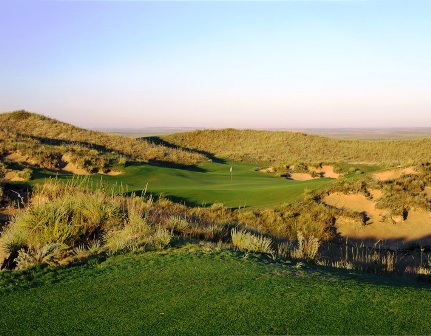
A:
0,246,430,335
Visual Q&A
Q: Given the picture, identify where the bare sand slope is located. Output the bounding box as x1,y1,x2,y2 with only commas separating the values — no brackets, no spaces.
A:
4,171,25,182
373,166,417,181
323,192,431,249
5,152,38,166
61,154,89,175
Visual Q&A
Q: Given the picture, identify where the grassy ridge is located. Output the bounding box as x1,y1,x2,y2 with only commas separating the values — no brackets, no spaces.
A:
162,129,431,165
0,246,430,335
0,111,206,172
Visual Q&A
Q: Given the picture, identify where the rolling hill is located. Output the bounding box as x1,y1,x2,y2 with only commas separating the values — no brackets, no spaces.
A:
0,111,206,174
161,128,431,165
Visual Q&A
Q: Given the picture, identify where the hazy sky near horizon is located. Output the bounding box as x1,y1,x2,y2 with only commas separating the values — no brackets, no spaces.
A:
1,0,431,129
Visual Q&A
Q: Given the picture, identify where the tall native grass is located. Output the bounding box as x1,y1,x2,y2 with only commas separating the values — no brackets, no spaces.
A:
1,177,431,279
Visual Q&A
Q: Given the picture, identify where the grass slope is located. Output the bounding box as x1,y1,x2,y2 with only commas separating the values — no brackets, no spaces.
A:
0,246,430,335
0,111,205,170
162,129,431,165
33,161,332,208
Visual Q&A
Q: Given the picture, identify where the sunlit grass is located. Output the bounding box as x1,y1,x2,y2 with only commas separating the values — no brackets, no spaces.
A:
0,245,430,335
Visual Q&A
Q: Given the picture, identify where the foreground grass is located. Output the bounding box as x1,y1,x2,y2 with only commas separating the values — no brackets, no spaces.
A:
0,245,430,335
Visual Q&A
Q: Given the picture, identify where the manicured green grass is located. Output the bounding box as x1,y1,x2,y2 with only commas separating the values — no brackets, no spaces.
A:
0,245,430,335
33,162,333,208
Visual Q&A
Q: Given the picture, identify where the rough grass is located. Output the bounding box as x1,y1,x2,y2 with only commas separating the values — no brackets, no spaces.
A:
162,128,431,165
0,245,430,335
0,110,206,172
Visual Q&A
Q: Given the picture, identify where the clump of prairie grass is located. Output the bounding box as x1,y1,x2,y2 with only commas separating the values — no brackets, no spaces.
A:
276,231,320,261
0,177,171,269
291,231,320,261
15,243,62,270
231,227,274,256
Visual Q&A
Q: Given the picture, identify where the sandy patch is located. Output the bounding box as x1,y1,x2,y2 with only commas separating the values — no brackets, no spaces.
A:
369,189,383,200
4,171,25,182
259,167,275,173
99,170,123,176
424,186,431,200
335,210,431,249
61,154,88,175
323,193,381,219
324,192,431,248
309,165,340,178
287,173,315,181
5,152,38,166
373,166,417,181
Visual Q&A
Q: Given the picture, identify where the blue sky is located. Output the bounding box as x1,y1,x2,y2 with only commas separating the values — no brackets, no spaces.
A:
1,0,430,129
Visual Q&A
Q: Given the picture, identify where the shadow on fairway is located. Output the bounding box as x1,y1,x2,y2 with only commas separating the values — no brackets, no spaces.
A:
148,160,207,172
144,136,227,164
123,191,205,207
126,160,207,173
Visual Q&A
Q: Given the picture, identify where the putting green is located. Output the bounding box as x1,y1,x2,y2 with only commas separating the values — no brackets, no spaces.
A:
96,162,332,208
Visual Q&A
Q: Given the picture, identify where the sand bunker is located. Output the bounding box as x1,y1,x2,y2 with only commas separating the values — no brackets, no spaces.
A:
373,166,417,181
99,170,123,176
287,173,315,181
323,192,431,249
309,165,340,179
259,167,276,173
259,165,339,181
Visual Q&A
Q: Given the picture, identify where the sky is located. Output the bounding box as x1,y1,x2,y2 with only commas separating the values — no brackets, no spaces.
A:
1,0,431,129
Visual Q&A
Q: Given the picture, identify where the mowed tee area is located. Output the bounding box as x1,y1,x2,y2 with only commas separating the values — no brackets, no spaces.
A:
1,246,430,335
